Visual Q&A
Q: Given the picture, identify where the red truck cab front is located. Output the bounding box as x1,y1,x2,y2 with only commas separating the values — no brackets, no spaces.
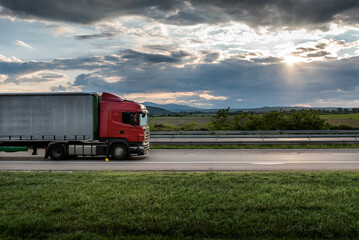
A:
99,92,150,157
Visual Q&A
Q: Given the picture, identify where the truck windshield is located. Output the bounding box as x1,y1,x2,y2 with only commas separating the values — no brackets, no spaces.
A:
139,113,148,127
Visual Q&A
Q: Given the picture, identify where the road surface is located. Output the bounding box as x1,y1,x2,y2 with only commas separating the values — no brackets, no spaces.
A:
1,149,359,171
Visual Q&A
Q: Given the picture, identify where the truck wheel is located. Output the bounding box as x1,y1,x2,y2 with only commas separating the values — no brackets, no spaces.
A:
49,144,66,160
110,144,128,160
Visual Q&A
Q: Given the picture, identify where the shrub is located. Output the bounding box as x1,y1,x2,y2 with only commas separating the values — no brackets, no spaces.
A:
209,108,330,130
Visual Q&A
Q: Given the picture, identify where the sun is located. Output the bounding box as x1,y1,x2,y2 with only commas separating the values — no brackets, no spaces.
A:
283,55,302,65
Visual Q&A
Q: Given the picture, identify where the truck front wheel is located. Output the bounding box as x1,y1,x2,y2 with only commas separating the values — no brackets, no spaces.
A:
49,144,67,160
110,144,128,160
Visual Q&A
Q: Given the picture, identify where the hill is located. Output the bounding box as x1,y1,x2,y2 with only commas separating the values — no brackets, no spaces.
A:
142,102,200,112
146,106,171,116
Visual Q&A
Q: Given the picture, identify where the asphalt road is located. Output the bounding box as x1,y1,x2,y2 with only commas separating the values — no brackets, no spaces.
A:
1,149,359,171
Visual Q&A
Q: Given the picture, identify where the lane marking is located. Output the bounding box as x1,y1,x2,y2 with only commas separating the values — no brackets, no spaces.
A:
2,161,359,164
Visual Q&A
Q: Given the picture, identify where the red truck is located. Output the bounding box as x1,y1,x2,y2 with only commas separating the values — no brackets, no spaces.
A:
0,92,150,160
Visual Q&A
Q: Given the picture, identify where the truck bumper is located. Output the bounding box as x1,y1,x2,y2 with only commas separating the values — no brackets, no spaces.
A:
129,142,149,155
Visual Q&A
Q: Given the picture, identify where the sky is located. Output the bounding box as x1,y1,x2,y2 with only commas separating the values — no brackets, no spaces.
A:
0,0,358,109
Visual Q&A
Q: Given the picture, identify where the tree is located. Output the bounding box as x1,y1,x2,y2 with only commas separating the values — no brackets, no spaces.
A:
209,107,231,130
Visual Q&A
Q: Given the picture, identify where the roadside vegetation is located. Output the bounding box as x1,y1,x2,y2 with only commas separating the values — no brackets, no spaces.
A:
149,109,359,131
2,171,359,239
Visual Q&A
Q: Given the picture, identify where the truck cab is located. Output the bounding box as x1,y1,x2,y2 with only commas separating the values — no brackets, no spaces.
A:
99,92,150,159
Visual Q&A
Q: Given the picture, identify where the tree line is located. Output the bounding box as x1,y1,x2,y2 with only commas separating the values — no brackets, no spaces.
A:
209,108,354,131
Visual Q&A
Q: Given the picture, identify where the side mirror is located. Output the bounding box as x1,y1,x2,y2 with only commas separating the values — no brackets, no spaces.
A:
130,113,136,126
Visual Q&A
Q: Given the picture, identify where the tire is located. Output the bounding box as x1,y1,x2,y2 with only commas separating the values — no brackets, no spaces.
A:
49,144,66,160
110,144,128,160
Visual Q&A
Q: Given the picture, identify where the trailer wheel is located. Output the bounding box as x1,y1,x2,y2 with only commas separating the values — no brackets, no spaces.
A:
49,144,66,160
110,144,128,160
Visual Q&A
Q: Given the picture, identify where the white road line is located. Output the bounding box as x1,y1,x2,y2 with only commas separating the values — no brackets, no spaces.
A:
2,161,359,164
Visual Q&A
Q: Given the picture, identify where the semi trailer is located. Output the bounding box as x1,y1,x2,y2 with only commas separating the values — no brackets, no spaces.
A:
0,92,150,160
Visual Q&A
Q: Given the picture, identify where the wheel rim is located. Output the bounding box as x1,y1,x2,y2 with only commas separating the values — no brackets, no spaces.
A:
114,147,125,158
52,147,62,158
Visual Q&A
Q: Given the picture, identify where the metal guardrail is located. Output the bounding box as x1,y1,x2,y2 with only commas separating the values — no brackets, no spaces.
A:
151,134,359,139
150,131,359,145
151,130,359,135
150,140,359,145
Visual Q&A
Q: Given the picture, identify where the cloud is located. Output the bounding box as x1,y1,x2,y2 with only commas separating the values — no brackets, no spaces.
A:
1,0,359,29
17,71,65,82
288,38,359,62
75,32,114,40
0,54,22,63
1,47,359,108
12,40,32,49
306,51,331,58
0,73,7,82
123,90,226,106
120,49,183,63
47,24,74,36
203,52,220,63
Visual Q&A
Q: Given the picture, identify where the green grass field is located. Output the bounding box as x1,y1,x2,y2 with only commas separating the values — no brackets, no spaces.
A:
320,114,359,120
149,114,359,130
2,171,359,239
149,116,212,125
320,114,359,127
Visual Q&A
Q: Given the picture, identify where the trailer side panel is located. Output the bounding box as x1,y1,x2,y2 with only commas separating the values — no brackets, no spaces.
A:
0,93,95,141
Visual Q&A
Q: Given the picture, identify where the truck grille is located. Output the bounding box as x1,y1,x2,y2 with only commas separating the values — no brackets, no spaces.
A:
144,126,150,152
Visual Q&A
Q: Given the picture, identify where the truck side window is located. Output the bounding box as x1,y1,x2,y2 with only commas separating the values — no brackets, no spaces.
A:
122,112,131,125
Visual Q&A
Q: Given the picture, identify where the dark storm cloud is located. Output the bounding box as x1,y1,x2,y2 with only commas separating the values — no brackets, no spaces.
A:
0,0,182,23
120,49,181,63
1,0,359,28
203,52,220,63
74,74,112,89
251,56,283,64
291,39,351,59
170,50,192,58
143,44,179,52
0,56,107,76
75,32,114,40
0,49,190,80
306,51,331,58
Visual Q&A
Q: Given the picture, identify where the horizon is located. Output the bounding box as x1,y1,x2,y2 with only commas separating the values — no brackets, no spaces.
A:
0,1,358,108
142,101,358,110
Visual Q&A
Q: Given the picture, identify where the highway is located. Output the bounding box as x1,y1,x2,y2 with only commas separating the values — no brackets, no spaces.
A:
1,149,359,171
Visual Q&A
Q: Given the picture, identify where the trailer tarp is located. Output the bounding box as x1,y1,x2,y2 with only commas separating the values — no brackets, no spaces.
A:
0,93,97,141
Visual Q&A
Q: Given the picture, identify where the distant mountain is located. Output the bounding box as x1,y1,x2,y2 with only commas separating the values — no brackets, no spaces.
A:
142,102,200,112
146,106,172,115
231,106,310,113
231,106,339,113
143,102,343,115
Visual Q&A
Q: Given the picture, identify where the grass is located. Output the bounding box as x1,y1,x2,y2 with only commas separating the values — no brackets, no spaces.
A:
149,115,213,125
149,116,212,131
149,114,359,130
320,114,359,120
151,144,359,149
321,114,359,128
2,171,359,239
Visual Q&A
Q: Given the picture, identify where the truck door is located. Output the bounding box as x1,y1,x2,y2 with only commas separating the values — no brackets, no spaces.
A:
107,111,138,142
